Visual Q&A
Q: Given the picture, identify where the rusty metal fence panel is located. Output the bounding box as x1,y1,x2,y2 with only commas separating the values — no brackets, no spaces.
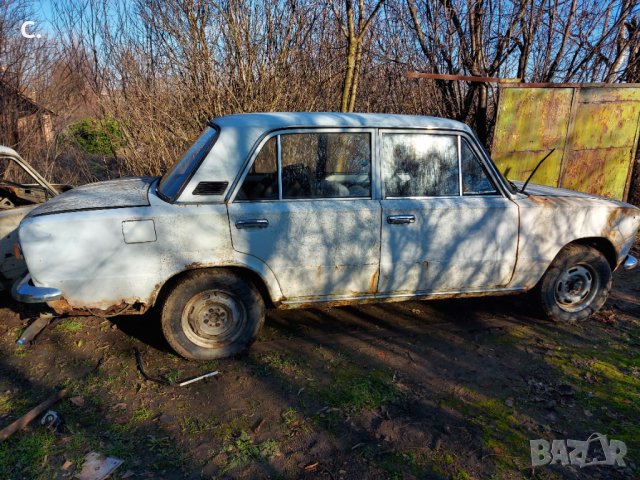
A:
492,84,640,200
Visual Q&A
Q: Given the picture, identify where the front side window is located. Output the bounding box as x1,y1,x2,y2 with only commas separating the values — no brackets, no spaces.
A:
382,133,459,197
237,131,372,201
157,126,218,202
281,132,371,199
461,139,498,195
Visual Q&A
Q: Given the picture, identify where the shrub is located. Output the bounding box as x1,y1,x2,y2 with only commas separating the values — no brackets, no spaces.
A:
65,117,125,156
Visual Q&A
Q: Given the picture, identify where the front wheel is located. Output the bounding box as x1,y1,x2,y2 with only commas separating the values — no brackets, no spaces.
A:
538,244,612,322
161,269,265,360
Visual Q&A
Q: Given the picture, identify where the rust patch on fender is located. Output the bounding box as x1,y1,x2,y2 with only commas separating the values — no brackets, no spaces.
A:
369,271,379,294
185,262,205,270
48,298,148,316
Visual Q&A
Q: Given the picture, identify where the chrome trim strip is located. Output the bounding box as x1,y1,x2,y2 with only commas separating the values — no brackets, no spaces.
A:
277,135,283,201
233,197,373,203
457,135,463,196
624,254,638,270
12,274,62,304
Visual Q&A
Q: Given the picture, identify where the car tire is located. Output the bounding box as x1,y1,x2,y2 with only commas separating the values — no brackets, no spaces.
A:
538,244,612,322
161,269,265,360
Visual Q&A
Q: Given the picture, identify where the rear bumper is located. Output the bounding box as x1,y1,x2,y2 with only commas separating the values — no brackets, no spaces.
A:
12,274,62,303
623,255,638,270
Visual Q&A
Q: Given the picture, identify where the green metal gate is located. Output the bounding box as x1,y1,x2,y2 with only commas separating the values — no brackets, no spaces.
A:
492,84,640,201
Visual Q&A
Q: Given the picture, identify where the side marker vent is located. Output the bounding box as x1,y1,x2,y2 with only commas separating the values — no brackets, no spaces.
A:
193,181,228,196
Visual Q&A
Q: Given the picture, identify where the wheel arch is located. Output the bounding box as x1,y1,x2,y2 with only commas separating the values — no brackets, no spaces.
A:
568,237,617,270
153,262,281,311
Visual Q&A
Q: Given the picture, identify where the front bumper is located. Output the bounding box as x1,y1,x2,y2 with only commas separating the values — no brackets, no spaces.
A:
623,254,638,270
12,274,62,303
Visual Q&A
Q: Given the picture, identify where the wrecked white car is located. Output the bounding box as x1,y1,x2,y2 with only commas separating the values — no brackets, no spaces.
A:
12,113,640,359
0,146,69,289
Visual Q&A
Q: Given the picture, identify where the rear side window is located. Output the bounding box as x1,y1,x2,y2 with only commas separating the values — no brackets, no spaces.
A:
382,133,459,197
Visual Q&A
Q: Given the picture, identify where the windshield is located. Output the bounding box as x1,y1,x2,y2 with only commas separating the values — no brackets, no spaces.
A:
157,126,219,202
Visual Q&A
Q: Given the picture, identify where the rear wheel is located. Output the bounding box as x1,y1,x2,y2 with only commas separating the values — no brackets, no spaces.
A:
161,269,265,360
538,244,612,322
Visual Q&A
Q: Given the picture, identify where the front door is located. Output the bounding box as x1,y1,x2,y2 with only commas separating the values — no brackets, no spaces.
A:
228,130,381,300
378,131,519,294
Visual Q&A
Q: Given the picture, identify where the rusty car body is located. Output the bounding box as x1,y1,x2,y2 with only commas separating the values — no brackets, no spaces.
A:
11,113,640,359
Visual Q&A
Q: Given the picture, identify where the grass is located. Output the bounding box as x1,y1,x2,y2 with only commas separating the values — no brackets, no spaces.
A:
55,319,84,333
180,416,216,436
281,407,310,436
315,364,402,413
0,431,57,480
130,406,154,423
360,447,473,480
254,351,307,378
164,369,181,384
219,430,281,473
439,386,530,473
545,342,640,465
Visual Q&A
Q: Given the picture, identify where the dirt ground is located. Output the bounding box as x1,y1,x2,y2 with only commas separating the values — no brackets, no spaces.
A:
1,256,639,479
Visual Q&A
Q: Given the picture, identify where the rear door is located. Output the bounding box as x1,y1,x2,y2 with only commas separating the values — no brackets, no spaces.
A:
378,130,519,294
228,129,381,300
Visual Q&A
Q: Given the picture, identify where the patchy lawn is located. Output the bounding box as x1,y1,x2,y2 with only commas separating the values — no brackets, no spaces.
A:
0,263,639,479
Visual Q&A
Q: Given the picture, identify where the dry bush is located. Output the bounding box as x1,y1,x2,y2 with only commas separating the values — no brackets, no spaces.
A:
1,0,638,184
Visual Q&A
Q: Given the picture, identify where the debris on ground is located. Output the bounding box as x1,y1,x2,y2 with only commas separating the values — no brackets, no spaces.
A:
178,370,219,386
39,409,63,431
0,388,68,441
75,452,123,480
16,313,55,346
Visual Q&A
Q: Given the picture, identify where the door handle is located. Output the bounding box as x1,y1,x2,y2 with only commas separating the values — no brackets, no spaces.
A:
235,219,269,229
387,215,415,225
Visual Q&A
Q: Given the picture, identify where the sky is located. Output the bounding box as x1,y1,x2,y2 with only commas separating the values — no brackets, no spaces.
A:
31,0,56,36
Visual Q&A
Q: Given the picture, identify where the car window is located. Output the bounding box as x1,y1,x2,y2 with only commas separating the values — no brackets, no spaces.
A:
461,139,498,195
280,132,371,199
236,137,278,200
382,133,459,197
157,126,218,202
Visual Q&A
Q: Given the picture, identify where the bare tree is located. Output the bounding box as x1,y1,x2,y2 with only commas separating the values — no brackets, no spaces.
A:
329,0,385,112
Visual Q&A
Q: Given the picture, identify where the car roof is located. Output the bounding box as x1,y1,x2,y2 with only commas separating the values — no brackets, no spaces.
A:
212,112,472,133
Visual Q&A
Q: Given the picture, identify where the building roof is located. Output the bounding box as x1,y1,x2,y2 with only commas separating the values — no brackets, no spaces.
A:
0,78,55,116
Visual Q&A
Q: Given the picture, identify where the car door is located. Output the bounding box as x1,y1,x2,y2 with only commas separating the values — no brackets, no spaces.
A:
227,129,381,300
378,130,519,294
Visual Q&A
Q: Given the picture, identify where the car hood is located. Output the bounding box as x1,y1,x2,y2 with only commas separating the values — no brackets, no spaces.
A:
513,181,606,199
513,181,639,207
26,176,157,217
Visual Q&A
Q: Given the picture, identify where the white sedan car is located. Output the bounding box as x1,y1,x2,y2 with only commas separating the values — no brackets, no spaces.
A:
12,113,640,359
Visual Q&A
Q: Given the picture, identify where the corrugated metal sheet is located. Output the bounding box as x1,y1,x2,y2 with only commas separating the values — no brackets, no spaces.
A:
492,84,640,200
